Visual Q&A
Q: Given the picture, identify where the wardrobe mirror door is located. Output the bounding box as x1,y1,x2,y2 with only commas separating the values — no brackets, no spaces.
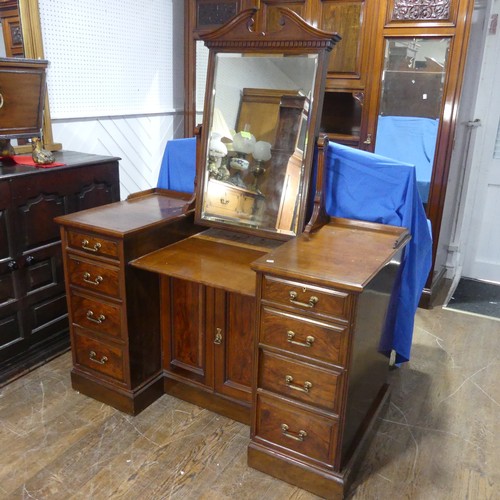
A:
374,37,451,206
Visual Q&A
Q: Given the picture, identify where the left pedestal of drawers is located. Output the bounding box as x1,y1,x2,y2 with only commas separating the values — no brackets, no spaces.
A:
56,189,200,415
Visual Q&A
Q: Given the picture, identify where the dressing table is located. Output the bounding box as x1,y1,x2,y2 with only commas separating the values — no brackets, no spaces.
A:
56,9,410,498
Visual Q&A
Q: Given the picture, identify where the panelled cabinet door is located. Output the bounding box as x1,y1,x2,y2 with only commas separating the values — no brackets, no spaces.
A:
318,0,373,89
0,180,23,360
213,289,255,403
162,277,213,387
317,0,377,148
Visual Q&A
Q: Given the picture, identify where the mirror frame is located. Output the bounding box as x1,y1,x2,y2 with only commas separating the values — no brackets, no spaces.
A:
194,7,339,240
17,0,60,152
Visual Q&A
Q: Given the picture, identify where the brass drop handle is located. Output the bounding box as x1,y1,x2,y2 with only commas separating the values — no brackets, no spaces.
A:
220,198,230,205
86,310,106,324
285,375,312,393
287,331,315,348
363,133,372,145
89,350,108,365
0,92,4,109
281,423,307,442
214,327,223,344
83,272,103,286
289,291,318,309
81,239,102,253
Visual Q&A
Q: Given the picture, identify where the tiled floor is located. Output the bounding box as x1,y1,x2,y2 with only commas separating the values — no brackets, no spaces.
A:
0,306,498,499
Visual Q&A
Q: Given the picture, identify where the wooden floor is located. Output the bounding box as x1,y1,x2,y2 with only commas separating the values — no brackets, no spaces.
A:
1,306,498,499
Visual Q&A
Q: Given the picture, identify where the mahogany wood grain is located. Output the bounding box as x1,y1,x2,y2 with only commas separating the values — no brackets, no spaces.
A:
254,392,339,467
258,349,344,414
253,218,409,291
70,293,122,340
67,230,120,260
259,306,348,367
213,290,255,403
132,236,267,297
67,255,121,299
261,275,351,321
73,329,125,383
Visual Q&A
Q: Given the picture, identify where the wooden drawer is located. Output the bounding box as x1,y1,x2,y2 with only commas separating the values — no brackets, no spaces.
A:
260,306,348,367
73,328,125,382
261,275,351,321
71,293,122,339
67,255,120,298
259,350,343,414
255,393,339,467
67,230,119,260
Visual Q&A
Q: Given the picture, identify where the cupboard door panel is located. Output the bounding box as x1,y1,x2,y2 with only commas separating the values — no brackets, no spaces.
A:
319,1,365,79
163,278,211,386
214,290,255,403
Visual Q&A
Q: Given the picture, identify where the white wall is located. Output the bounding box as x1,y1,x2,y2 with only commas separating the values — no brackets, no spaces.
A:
39,0,185,198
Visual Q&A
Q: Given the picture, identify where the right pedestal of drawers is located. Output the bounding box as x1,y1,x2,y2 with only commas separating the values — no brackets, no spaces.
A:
248,218,410,499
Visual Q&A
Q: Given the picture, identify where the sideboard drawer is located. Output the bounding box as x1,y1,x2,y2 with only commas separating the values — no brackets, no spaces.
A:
67,230,119,260
259,350,343,413
71,293,122,339
260,306,348,367
261,275,351,321
255,393,339,467
74,329,125,382
67,255,120,298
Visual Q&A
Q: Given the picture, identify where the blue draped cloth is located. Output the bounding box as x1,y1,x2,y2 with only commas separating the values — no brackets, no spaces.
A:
374,116,439,203
324,142,432,363
158,138,432,362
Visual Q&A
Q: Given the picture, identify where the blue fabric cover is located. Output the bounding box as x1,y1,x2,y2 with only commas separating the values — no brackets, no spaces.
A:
374,116,439,203
157,137,197,192
324,142,432,363
157,138,432,362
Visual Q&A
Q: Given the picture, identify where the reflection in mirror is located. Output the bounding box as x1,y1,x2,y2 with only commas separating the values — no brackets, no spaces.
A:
201,53,317,236
374,37,450,204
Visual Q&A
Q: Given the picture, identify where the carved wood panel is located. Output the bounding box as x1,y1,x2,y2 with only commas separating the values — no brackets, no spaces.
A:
392,0,450,21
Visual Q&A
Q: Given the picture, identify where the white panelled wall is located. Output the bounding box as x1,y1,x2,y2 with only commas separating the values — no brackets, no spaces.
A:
39,0,185,199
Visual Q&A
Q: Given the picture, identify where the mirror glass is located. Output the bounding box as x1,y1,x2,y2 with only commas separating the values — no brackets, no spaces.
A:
374,37,450,205
200,52,317,236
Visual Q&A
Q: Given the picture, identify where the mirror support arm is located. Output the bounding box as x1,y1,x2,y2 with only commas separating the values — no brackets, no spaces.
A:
304,134,330,237
182,124,202,214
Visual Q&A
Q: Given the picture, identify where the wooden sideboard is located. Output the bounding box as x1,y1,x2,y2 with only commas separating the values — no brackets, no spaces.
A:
56,190,409,497
0,151,120,385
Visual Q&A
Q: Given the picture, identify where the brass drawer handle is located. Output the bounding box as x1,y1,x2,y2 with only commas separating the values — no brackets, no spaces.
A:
86,310,106,324
89,350,108,365
281,423,307,442
81,239,102,253
220,198,230,205
289,291,318,308
287,331,315,348
285,375,312,393
83,272,103,286
214,327,223,344
0,92,4,109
